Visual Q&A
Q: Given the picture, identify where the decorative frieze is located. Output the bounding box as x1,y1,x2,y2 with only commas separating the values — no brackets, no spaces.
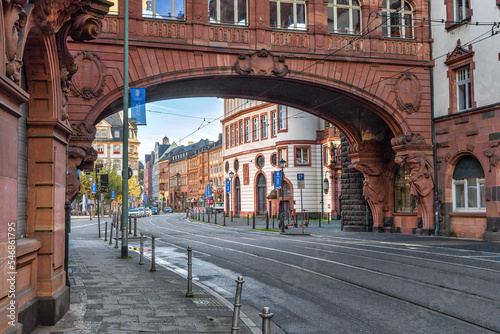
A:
382,40,422,56
328,36,364,52
209,27,249,44
271,32,309,48
102,17,119,33
143,20,186,38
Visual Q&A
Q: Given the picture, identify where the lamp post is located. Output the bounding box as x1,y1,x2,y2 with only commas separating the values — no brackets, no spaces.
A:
229,171,234,221
89,175,93,220
278,159,286,233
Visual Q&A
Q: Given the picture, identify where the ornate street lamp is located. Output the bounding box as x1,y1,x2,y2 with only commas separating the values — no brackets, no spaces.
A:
323,170,331,194
278,159,286,232
229,171,234,221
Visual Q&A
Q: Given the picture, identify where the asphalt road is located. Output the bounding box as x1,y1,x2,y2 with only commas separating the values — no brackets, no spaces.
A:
72,214,500,334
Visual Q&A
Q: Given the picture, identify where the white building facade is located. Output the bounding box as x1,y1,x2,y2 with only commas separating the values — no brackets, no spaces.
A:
222,99,341,218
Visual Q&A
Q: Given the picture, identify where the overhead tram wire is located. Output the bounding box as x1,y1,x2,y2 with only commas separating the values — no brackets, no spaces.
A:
147,109,218,120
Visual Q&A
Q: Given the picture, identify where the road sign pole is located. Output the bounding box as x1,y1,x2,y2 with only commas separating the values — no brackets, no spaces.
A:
121,0,129,259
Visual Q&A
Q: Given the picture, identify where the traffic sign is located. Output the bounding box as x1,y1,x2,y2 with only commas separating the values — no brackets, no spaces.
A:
297,173,305,189
91,183,96,193
111,191,115,199
128,167,133,179
207,197,214,205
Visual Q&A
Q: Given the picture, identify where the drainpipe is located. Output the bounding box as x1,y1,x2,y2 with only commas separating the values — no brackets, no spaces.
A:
428,0,440,236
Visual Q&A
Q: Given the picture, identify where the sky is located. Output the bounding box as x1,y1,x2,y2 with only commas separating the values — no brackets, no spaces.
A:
136,97,224,162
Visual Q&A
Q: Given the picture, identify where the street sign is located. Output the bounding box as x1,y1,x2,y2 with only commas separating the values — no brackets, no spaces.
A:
297,173,305,189
91,183,96,193
111,191,115,199
207,197,214,205
205,185,212,198
226,180,231,193
130,194,133,202
274,171,282,189
128,167,133,179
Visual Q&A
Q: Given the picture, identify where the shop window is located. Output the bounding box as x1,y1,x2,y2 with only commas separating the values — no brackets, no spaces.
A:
452,156,485,212
381,0,413,39
270,0,306,30
327,0,361,34
209,0,247,25
394,166,417,213
143,0,185,20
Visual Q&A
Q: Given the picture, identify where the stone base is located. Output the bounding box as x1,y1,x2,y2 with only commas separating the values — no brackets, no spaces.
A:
38,285,70,326
372,226,392,233
18,298,38,334
413,228,434,236
483,231,500,242
342,225,367,232
4,323,22,334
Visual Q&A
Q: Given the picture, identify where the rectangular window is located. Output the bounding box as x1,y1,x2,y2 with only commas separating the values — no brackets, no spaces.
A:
113,160,120,170
113,145,120,153
226,126,230,148
245,119,250,142
457,67,471,111
240,121,244,144
453,178,486,211
253,117,259,140
208,0,247,25
279,106,287,130
114,130,120,138
454,0,470,21
278,147,287,163
97,145,104,153
231,124,235,146
236,124,239,145
101,130,107,137
270,0,306,30
272,112,277,136
262,114,268,139
143,0,185,20
295,147,309,165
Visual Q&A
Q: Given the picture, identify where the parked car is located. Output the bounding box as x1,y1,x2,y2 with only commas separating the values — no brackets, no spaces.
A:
164,207,173,213
151,207,158,215
213,202,224,213
129,209,140,217
145,207,151,216
138,208,145,217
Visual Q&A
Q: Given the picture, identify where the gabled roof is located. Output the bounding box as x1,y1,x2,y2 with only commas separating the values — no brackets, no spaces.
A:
445,39,474,66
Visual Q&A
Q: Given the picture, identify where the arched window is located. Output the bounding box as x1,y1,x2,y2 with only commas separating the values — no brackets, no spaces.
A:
270,0,306,30
209,0,247,25
327,0,361,34
453,156,485,211
394,166,417,213
381,0,413,38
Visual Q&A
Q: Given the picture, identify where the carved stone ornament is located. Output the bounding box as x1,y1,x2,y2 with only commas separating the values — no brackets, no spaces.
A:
444,39,474,66
70,121,97,142
394,72,422,114
69,51,106,100
67,144,98,202
348,140,383,156
234,49,289,77
3,0,29,84
391,133,432,151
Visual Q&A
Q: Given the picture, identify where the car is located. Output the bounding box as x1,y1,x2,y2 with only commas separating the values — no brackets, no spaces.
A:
164,207,173,213
128,209,140,217
138,208,145,217
151,207,158,215
213,202,224,213
145,208,152,216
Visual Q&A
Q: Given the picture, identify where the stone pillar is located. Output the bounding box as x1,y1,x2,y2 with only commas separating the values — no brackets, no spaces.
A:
340,135,368,231
392,134,435,235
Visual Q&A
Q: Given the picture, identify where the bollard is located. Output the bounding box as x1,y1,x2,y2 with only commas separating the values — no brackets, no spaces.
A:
319,214,322,228
215,212,217,224
259,307,274,334
134,217,137,236
104,221,108,241
139,233,144,265
231,211,233,222
150,235,156,272
247,214,249,226
115,225,119,248
202,211,205,222
186,247,194,297
328,213,330,225
223,212,226,226
266,213,269,230
252,212,255,229
98,221,101,238
208,211,211,223
272,215,275,229
128,216,132,235
109,221,113,245
186,210,188,219
231,276,245,334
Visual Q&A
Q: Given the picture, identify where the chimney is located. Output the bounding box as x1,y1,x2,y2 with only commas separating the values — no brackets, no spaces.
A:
163,136,169,145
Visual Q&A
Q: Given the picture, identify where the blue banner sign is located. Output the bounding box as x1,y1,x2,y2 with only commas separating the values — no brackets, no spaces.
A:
274,171,282,189
130,88,147,125
130,194,133,202
205,186,212,198
226,180,231,193
91,183,96,193
111,191,115,199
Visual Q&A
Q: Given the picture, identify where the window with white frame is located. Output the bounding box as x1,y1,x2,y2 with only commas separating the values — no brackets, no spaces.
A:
245,119,250,141
236,124,239,145
113,145,120,153
97,145,104,153
143,0,185,20
226,127,230,148
253,118,259,140
457,67,472,112
452,156,485,212
278,147,287,162
295,147,309,165
270,0,306,30
101,130,107,137
262,115,268,138
240,122,244,143
279,105,287,130
114,130,120,138
113,160,120,170
327,0,361,34
208,0,247,25
454,0,470,21
272,112,277,136
381,0,413,39
231,124,235,146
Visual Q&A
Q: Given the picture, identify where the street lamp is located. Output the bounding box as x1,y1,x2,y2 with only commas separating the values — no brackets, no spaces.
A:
229,171,234,221
278,158,286,232
323,170,331,194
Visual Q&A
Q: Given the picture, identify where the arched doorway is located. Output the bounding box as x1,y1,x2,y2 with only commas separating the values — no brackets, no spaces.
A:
235,177,241,215
256,174,267,215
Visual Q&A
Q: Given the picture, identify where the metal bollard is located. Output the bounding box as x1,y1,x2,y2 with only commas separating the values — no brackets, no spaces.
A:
104,221,108,241
109,221,113,245
128,216,132,235
186,247,194,297
215,212,217,224
134,217,137,236
139,233,144,265
319,214,322,228
223,212,226,226
266,213,269,230
150,235,156,272
247,214,249,226
186,211,188,219
98,221,101,238
252,212,255,229
328,213,330,224
115,225,119,248
202,211,205,222
259,307,274,334
208,211,211,223
272,215,275,229
231,211,233,222
231,276,245,334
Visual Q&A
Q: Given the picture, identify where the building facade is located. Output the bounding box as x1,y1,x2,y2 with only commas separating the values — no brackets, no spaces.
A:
209,135,224,202
222,99,341,218
144,154,153,205
432,1,500,240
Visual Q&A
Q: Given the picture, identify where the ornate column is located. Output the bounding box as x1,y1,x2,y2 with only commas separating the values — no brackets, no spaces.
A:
392,134,435,235
349,141,392,232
